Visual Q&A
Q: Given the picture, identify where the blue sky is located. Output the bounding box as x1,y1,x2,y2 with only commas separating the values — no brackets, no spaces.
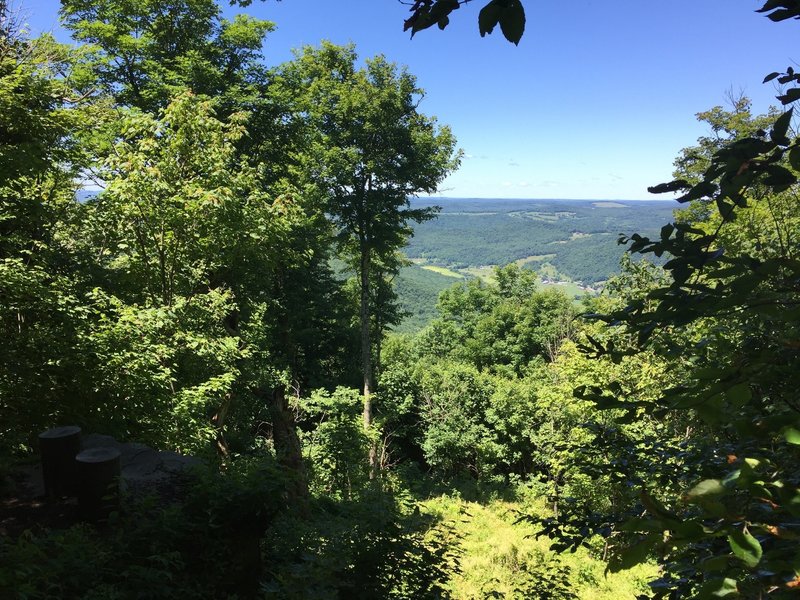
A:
21,0,799,200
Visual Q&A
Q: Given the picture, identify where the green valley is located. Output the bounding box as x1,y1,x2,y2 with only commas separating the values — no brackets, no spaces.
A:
395,198,677,331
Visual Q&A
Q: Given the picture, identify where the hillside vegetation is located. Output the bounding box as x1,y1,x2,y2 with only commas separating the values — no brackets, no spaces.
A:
395,199,676,331
407,199,675,282
2,1,800,599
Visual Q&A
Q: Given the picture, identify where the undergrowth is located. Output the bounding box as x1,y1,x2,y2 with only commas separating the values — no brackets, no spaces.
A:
421,487,656,599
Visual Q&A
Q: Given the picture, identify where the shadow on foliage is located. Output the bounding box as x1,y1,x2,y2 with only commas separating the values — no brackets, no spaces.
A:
263,485,460,599
1,455,459,599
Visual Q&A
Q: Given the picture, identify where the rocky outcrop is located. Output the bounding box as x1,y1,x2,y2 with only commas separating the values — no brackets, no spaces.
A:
81,434,202,501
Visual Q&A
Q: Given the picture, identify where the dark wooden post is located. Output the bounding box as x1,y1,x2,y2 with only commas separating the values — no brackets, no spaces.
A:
38,426,82,498
75,447,121,522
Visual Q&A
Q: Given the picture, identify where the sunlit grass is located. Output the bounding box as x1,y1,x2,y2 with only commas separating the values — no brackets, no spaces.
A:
422,265,465,278
422,494,656,600
461,266,497,282
538,279,590,299
514,254,557,266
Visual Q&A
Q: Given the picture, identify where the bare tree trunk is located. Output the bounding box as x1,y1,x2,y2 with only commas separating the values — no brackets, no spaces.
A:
259,262,311,509
359,245,378,477
212,394,232,459
268,386,309,511
374,307,384,379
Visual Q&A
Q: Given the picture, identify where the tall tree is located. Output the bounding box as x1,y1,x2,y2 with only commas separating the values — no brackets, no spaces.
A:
273,43,460,470
60,0,273,115
0,6,100,448
56,0,361,489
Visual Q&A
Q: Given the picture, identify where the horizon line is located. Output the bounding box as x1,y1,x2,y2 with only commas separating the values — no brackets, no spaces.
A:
414,196,678,202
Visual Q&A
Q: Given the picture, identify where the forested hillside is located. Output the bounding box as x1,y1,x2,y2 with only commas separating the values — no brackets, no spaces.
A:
406,198,676,284
2,1,800,599
394,198,677,331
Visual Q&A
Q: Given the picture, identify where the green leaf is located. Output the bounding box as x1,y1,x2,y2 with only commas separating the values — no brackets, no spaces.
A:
722,469,741,487
715,197,734,219
695,367,726,381
619,518,665,533
478,1,502,37
696,578,738,599
766,8,800,22
678,180,718,202
648,179,690,194
787,489,800,517
763,164,796,188
728,528,762,568
672,519,706,540
499,0,526,45
744,457,761,469
777,87,800,105
687,479,725,499
783,426,800,445
695,394,726,426
770,108,794,145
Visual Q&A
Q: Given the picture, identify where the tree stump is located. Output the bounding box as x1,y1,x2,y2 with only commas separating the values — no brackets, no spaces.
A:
75,447,121,522
38,425,82,498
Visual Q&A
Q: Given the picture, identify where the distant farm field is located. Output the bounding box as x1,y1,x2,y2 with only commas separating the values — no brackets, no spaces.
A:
395,198,677,332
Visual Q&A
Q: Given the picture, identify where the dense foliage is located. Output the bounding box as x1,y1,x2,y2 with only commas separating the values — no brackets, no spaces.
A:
2,0,800,598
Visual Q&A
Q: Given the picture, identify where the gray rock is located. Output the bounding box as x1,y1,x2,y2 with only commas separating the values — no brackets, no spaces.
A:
120,447,161,478
159,451,202,474
77,433,202,502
